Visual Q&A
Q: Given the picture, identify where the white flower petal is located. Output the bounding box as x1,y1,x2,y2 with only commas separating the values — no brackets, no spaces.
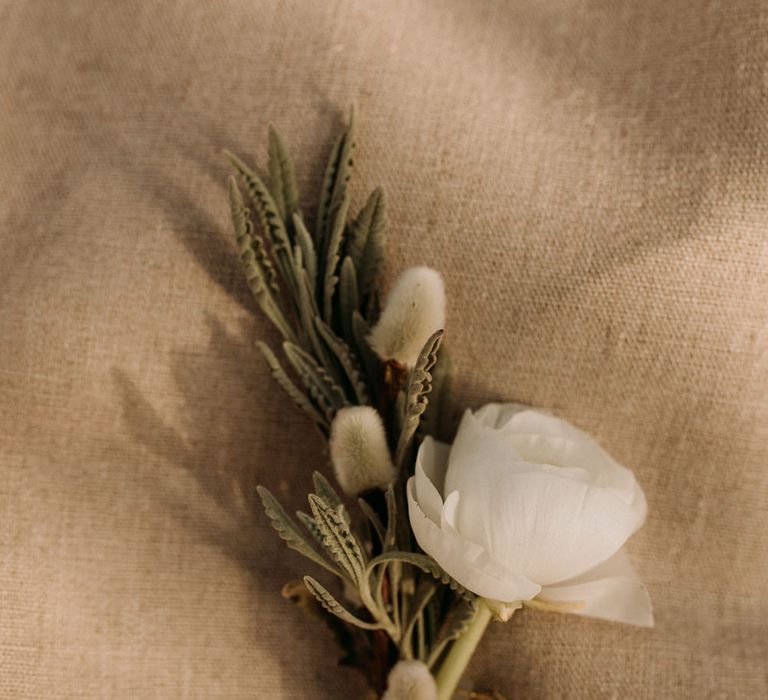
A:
407,476,541,602
410,404,650,612
444,409,528,497
464,468,641,584
414,437,450,525
494,406,646,525
445,406,647,584
539,549,654,627
440,490,460,530
475,405,641,492
504,432,646,523
473,402,524,428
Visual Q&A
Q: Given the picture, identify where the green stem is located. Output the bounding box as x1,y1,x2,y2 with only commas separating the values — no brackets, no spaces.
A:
434,601,492,700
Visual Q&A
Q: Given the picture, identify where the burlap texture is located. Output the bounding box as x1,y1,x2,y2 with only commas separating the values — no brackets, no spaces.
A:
2,1,767,697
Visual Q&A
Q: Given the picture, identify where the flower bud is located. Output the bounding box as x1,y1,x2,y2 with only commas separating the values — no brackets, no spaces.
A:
383,660,437,700
329,406,395,496
368,266,446,367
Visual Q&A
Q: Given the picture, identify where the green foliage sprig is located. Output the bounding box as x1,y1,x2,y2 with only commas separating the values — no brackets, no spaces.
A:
225,111,470,694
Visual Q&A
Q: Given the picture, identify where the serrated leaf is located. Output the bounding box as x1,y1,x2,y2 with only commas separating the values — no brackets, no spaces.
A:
256,341,328,431
369,485,399,622
293,213,317,291
366,551,472,601
283,341,349,419
225,149,298,299
348,187,386,296
267,125,300,225
282,579,368,671
322,195,350,323
315,107,356,251
308,493,366,584
314,316,370,405
228,177,295,342
256,486,342,576
312,471,344,512
228,175,280,295
303,576,382,630
338,256,359,346
291,258,338,378
346,187,381,265
419,345,453,441
296,510,325,545
394,330,444,469
311,471,352,528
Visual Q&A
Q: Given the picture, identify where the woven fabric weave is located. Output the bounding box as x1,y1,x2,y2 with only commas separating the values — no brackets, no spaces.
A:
2,1,767,697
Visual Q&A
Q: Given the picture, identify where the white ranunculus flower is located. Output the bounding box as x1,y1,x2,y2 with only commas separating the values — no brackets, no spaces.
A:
407,404,653,627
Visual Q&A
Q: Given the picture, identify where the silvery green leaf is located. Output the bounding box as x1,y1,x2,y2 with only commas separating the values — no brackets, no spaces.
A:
338,256,359,346
369,485,399,618
291,259,337,377
308,493,367,585
228,175,280,296
282,580,371,674
303,576,382,631
228,178,296,342
289,264,338,385
366,550,472,601
394,330,444,469
419,345,453,441
267,125,300,225
314,316,370,405
315,107,356,251
282,341,349,419
256,486,342,577
225,149,298,299
256,342,328,431
348,187,386,296
296,510,325,546
311,470,352,532
322,195,350,323
312,471,343,510
293,213,317,291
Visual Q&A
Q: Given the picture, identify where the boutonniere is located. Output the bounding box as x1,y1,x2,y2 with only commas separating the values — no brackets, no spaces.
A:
223,109,652,699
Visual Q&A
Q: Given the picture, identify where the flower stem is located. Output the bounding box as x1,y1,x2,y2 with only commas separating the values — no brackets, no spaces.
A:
434,600,493,700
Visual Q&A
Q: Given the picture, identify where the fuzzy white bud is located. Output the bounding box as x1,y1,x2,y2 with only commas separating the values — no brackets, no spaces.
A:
383,660,438,700
368,266,446,367
329,407,396,496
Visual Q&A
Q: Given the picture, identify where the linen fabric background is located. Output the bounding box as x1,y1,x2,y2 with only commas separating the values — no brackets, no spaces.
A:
2,1,767,697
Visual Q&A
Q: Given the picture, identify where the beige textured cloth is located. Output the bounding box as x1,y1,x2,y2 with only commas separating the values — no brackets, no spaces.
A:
2,1,767,697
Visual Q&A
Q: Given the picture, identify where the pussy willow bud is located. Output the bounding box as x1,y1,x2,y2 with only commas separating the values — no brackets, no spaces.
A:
329,406,395,496
383,660,438,700
368,266,446,367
